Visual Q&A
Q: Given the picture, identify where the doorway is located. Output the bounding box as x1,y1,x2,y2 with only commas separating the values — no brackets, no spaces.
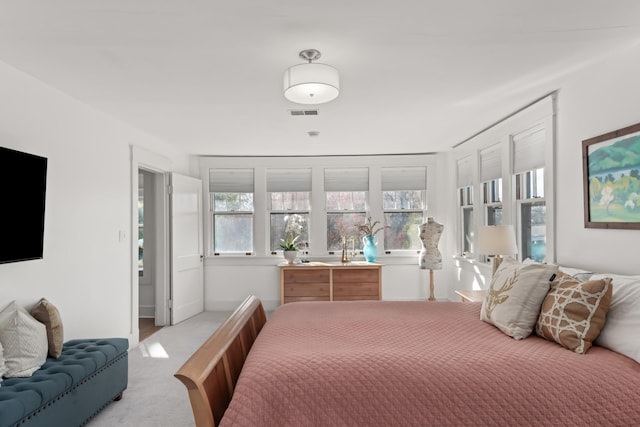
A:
137,170,164,341
130,146,171,347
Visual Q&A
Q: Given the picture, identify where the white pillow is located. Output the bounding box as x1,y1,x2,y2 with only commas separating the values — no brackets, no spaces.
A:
591,273,640,362
481,257,558,340
0,301,48,377
558,265,594,282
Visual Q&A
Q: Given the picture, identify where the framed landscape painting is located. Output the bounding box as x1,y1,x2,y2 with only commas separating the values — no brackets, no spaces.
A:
583,122,640,229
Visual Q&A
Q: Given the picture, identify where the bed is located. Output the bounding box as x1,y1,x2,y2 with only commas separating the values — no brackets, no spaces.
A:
175,294,640,426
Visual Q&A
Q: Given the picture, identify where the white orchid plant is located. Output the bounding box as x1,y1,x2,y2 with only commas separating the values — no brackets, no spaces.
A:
279,214,304,251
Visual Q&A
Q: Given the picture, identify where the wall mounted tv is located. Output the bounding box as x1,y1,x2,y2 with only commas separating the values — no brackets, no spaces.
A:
0,146,48,264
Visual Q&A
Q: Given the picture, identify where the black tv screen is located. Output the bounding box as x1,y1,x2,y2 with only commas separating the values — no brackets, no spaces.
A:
0,146,48,264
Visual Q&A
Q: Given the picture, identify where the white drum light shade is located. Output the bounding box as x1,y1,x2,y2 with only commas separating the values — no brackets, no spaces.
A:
478,225,518,256
283,62,340,105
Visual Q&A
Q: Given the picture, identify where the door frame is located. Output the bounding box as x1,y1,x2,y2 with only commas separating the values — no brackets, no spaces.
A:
130,146,171,347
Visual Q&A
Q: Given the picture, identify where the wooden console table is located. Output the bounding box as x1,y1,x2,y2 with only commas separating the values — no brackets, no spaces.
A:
279,262,382,304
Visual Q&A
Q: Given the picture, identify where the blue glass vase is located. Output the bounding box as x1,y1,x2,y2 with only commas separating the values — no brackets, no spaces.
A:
363,235,378,262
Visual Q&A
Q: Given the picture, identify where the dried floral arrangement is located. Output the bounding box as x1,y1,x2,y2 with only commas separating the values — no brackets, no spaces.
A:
355,216,387,237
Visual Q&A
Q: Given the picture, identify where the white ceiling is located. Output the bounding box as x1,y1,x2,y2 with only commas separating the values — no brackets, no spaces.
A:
1,1,640,156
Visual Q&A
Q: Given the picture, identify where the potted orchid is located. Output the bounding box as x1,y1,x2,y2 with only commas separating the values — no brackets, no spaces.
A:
280,214,304,264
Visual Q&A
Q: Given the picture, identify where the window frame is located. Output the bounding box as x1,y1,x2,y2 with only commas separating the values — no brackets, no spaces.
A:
515,168,546,262
459,185,474,256
211,192,255,255
208,168,256,256
266,168,313,255
483,178,503,226
268,197,311,254
380,166,427,253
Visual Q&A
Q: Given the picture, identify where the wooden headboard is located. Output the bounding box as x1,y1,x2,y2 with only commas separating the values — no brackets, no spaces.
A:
174,295,267,427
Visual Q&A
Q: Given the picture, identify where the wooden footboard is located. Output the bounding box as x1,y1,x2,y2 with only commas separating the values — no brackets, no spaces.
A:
175,295,267,427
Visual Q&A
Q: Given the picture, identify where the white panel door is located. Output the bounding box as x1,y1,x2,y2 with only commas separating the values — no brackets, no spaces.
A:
170,172,204,325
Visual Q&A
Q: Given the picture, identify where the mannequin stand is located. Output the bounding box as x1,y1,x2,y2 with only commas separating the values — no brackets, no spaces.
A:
428,269,436,301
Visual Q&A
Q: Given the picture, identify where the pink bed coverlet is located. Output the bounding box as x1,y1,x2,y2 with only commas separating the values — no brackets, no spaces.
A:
220,301,640,426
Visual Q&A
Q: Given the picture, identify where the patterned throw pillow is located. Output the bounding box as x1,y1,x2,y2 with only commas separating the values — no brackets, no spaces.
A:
481,257,558,340
536,272,612,354
30,298,64,358
0,301,48,377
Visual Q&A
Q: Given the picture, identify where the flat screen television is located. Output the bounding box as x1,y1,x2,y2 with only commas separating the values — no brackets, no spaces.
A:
0,146,48,264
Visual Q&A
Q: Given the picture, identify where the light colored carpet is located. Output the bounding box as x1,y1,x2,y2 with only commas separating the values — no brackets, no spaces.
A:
88,310,231,427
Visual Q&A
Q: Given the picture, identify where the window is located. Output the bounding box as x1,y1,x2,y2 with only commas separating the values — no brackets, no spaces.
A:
484,180,502,225
381,167,426,250
457,156,474,255
480,144,503,226
210,168,254,254
267,168,311,251
324,168,368,251
517,168,545,262
460,186,474,255
513,126,546,262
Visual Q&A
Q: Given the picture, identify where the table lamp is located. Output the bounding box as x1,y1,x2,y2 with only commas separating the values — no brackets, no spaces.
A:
477,225,518,275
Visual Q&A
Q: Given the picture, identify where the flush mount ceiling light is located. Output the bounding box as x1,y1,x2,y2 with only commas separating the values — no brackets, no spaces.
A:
283,49,339,105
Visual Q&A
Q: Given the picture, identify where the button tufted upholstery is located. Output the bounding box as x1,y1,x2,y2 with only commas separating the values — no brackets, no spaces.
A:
0,338,128,427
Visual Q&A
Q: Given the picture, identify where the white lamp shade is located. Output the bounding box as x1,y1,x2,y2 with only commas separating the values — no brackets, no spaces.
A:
477,225,518,256
283,62,340,105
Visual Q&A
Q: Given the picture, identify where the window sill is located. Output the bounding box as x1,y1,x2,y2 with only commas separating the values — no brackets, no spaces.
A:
452,255,492,273
204,254,421,267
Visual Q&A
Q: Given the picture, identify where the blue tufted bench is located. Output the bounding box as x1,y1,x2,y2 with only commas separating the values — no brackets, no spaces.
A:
0,338,128,427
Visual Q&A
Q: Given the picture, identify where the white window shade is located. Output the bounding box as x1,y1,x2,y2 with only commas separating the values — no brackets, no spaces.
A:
513,126,546,174
381,166,426,191
209,168,254,192
456,156,473,188
480,144,502,182
324,168,369,191
266,168,312,192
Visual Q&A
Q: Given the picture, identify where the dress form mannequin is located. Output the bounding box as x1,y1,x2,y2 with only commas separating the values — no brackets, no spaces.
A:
419,217,444,301
419,217,443,269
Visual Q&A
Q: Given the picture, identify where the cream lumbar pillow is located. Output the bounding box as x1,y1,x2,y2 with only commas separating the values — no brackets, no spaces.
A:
536,272,612,354
30,298,64,358
0,301,48,377
481,257,558,340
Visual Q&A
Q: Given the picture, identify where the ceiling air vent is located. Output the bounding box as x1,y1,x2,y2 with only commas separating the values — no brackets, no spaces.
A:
289,109,319,116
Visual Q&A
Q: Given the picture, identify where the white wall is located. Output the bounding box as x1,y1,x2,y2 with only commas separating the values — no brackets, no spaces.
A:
0,60,192,343
554,43,640,275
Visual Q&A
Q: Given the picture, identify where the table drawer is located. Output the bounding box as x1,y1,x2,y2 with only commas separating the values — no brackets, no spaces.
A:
332,268,379,284
284,283,330,297
284,269,330,284
333,283,379,298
